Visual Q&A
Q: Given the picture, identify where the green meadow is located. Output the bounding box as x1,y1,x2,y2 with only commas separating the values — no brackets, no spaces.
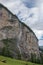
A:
0,56,41,65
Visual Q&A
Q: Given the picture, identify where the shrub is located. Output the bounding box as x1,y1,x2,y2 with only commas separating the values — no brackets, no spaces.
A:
30,53,40,64
17,53,21,60
40,52,43,64
1,38,13,58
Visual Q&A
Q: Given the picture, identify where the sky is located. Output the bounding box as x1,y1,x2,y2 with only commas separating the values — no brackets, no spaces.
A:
0,0,43,46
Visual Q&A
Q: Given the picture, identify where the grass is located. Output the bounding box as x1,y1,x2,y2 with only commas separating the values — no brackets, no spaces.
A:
0,56,41,65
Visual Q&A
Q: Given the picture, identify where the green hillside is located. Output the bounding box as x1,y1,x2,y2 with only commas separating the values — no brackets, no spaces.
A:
0,56,40,65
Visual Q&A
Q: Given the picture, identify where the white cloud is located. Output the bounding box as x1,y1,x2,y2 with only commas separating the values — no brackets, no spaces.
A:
33,30,43,39
25,7,39,26
39,3,43,22
33,30,43,46
39,40,43,46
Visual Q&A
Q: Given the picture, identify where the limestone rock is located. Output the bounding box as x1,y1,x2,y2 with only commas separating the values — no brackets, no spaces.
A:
0,4,40,60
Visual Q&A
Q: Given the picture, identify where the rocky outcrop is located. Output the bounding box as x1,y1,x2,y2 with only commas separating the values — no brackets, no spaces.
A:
0,4,40,60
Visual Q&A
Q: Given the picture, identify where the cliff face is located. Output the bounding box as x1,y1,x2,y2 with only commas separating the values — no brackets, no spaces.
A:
0,4,40,60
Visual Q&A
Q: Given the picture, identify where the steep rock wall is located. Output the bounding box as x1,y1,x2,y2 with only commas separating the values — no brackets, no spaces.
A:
0,4,40,60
